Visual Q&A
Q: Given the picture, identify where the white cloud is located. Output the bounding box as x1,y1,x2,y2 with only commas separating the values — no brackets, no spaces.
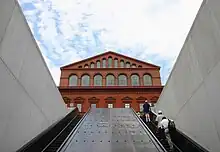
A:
19,0,203,85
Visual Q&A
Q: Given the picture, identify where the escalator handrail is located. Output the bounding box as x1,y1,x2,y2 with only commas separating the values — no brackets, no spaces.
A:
57,108,91,152
148,118,183,152
150,110,209,152
41,113,79,152
131,108,167,152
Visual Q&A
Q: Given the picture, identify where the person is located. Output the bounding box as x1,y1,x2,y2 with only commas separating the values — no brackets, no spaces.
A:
159,117,174,151
143,100,151,122
155,110,164,127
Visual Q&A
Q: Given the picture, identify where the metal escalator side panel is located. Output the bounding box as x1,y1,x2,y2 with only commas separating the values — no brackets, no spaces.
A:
130,108,167,152
57,108,91,152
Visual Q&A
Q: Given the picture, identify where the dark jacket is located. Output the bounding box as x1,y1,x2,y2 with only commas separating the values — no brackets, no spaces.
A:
143,103,150,113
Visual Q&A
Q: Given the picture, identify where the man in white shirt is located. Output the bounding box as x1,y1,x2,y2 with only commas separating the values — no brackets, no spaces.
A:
155,110,164,127
159,117,174,151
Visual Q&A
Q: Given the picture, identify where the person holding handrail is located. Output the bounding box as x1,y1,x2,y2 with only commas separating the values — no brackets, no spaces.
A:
155,110,164,127
158,116,174,151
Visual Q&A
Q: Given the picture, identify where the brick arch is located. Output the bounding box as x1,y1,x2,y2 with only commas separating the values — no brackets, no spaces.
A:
80,73,91,78
117,73,128,77
93,73,103,78
136,96,148,103
88,97,100,103
105,73,116,78
143,73,153,86
121,96,133,103
142,73,152,77
68,73,79,78
68,73,80,86
84,64,89,68
90,62,95,67
105,97,116,103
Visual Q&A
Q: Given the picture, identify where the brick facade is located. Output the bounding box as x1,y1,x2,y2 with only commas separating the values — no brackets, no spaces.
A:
58,51,163,113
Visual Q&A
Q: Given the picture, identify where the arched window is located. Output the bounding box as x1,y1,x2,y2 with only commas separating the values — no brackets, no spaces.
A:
120,60,124,68
96,61,100,68
81,75,90,86
131,74,140,86
138,65,142,68
118,74,127,86
90,62,95,68
114,59,118,68
84,64,89,68
94,75,102,86
102,59,106,68
69,75,78,86
78,66,82,68
143,74,152,86
108,57,112,68
106,74,115,86
131,64,137,68
126,62,130,68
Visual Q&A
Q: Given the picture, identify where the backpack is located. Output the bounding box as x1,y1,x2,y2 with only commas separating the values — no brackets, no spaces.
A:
168,119,176,132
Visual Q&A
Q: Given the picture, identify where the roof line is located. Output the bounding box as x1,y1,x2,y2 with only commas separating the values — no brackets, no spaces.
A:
61,51,160,69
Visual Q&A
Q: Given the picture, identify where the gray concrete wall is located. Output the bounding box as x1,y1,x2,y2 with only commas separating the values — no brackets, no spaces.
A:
156,0,220,151
0,0,68,151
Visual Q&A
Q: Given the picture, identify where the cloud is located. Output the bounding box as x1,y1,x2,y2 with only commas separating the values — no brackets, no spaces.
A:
18,0,203,85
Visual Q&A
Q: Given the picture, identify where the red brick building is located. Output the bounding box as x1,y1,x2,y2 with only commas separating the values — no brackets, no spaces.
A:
58,51,163,114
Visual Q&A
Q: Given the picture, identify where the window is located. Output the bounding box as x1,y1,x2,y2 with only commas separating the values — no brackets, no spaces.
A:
118,74,127,86
106,74,115,86
81,75,90,86
96,61,101,68
138,65,142,68
139,103,144,112
131,64,137,68
120,60,124,68
77,104,82,112
114,59,118,68
78,66,82,68
102,59,106,68
69,75,78,86
91,104,96,108
108,57,112,68
69,103,74,107
125,103,130,108
143,74,152,86
90,63,95,68
94,75,102,86
126,62,130,68
84,64,89,68
131,74,140,86
108,103,113,108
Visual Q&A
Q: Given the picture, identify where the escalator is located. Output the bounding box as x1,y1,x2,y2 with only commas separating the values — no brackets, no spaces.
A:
19,108,184,152
58,108,167,152
139,111,209,152
41,115,81,152
17,108,82,152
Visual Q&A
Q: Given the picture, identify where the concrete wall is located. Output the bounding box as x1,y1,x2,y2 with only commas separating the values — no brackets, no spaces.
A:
0,0,68,151
156,0,220,151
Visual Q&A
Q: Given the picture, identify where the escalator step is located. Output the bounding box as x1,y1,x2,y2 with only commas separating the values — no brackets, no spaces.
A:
43,117,82,151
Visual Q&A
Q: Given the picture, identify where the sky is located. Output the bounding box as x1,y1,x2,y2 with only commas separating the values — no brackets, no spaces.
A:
18,0,203,85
